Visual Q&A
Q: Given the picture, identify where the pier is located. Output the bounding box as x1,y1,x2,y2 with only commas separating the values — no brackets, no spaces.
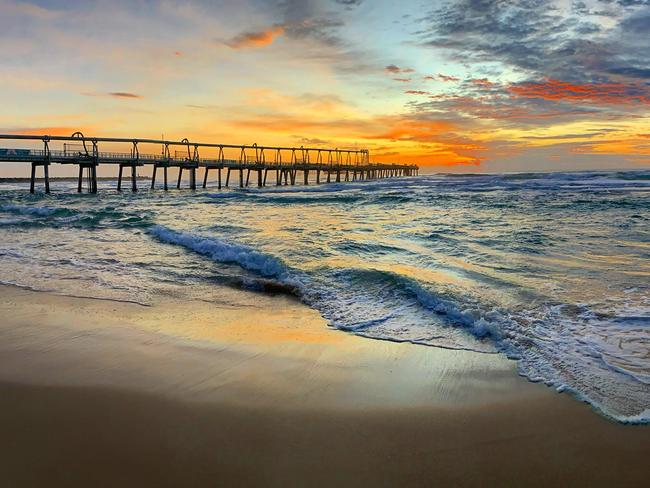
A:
0,133,419,194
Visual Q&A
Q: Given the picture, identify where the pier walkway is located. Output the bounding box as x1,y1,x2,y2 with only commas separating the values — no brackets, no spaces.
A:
0,133,418,193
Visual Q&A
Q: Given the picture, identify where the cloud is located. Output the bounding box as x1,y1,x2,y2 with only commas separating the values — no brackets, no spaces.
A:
223,105,482,166
239,88,352,116
385,64,415,74
437,73,459,82
407,77,607,128
259,0,378,75
423,73,460,82
365,117,455,142
405,90,430,95
418,0,650,84
108,92,142,99
573,136,650,156
294,136,331,145
225,25,285,49
523,132,616,140
276,0,346,46
509,78,650,104
82,92,143,99
185,104,218,109
334,0,364,8
393,78,412,83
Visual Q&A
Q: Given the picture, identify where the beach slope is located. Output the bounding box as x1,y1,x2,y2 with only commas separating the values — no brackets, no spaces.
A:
1,285,648,487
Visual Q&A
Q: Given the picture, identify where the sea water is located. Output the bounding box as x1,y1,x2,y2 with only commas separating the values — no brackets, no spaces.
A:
0,170,648,422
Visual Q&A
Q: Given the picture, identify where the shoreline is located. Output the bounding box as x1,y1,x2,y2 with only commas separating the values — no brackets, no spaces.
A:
1,284,649,486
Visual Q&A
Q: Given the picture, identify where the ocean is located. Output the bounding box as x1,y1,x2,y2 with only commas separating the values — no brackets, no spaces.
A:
0,170,648,423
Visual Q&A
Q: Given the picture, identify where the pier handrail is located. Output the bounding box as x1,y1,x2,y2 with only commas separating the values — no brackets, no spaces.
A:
0,134,371,158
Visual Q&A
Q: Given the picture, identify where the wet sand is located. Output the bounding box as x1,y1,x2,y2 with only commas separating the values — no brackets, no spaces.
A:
0,284,648,487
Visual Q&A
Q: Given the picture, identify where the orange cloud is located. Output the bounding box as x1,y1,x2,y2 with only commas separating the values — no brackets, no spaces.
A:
509,78,650,105
371,144,483,167
226,26,284,49
240,88,351,115
470,78,495,87
367,118,455,142
573,137,650,156
222,110,480,167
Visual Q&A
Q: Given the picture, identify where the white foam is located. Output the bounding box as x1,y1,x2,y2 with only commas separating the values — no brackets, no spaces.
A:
149,225,289,279
1,204,57,216
0,218,23,226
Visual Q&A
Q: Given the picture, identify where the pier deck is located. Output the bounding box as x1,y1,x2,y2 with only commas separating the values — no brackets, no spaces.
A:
0,133,418,193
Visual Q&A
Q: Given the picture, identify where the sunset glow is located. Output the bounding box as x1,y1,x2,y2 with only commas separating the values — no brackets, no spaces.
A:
1,0,649,172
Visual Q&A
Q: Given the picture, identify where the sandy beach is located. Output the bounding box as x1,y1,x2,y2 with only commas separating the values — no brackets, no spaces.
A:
0,283,648,487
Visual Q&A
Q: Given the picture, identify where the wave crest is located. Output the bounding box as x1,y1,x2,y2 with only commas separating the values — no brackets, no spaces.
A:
149,225,290,279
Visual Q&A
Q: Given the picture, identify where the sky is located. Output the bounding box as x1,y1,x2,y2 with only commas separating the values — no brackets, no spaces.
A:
0,0,649,173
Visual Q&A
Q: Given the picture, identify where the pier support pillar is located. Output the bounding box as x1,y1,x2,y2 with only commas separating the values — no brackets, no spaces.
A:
203,168,209,189
28,161,51,194
44,163,50,193
189,167,196,190
117,163,138,192
77,163,97,193
303,169,309,185
78,165,84,193
177,168,183,189
131,165,137,192
30,163,35,193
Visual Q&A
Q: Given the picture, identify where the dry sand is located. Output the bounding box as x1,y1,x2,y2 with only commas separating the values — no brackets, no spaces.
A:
0,284,648,487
